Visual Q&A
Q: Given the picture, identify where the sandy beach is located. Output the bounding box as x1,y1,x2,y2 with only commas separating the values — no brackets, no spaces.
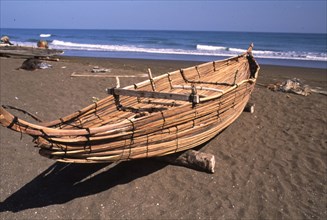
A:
0,56,326,219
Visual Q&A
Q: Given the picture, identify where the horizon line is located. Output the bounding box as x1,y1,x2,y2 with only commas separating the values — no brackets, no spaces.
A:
1,27,326,35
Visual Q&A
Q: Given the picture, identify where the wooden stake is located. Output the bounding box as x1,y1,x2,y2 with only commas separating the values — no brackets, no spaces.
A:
243,102,255,113
147,68,156,91
115,76,120,88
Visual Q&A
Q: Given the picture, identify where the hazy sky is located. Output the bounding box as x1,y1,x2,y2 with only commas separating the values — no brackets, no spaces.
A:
0,0,326,33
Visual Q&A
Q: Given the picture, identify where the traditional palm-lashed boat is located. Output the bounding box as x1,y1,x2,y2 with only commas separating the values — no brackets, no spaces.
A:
0,44,259,163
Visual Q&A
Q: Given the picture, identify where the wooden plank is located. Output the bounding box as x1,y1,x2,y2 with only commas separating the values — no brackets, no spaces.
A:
107,88,199,103
147,68,156,91
70,72,148,78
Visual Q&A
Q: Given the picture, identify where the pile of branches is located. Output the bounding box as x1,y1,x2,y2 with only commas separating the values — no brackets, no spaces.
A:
267,78,311,96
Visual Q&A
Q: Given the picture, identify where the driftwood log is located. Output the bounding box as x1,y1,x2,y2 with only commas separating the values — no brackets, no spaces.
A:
155,150,215,173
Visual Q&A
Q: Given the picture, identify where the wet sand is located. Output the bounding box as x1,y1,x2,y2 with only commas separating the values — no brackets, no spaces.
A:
0,56,326,219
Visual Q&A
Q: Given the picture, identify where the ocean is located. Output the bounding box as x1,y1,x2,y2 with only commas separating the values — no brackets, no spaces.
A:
1,28,326,68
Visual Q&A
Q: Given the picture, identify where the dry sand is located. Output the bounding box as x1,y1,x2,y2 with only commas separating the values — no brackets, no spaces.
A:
0,56,326,219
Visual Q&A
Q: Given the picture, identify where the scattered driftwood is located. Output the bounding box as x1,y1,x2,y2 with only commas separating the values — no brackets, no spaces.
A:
243,102,255,113
92,67,111,73
267,78,315,96
156,150,215,173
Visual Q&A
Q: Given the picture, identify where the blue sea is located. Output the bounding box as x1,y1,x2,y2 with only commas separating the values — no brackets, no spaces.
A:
1,28,326,68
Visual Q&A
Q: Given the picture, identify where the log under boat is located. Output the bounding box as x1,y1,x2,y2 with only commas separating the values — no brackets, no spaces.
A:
0,44,260,163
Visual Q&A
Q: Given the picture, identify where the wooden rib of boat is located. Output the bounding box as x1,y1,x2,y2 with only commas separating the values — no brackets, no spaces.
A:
0,44,260,163
0,45,63,57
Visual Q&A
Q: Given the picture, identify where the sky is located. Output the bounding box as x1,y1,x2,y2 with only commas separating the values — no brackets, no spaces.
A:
0,0,326,33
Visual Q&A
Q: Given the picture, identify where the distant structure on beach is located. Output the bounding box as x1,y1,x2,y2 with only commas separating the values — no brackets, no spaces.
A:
0,35,14,45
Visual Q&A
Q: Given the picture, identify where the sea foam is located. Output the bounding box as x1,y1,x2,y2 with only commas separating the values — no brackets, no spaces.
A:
40,34,51,38
49,40,327,62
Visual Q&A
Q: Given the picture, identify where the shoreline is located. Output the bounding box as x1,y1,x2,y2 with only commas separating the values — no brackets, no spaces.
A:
59,55,327,88
3,28,326,69
0,56,326,219
59,53,327,69
60,54,327,70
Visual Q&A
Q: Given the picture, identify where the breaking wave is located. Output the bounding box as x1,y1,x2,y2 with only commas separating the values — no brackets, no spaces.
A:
196,44,327,61
53,40,326,61
15,39,327,62
40,34,51,38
